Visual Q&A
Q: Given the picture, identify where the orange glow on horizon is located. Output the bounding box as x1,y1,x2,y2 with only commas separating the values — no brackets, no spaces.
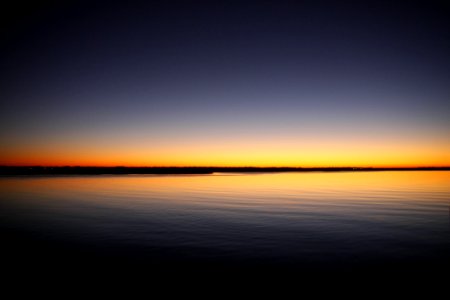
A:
1,137,449,168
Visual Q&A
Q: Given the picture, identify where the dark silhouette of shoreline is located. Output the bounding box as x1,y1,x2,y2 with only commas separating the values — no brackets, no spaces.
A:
1,166,449,175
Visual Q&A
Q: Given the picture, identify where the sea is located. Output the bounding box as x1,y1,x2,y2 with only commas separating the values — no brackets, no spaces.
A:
1,171,449,286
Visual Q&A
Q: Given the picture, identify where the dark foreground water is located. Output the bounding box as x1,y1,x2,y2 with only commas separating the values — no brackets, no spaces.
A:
1,171,449,284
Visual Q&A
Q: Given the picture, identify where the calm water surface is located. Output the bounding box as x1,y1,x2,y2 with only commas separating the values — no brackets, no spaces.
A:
1,171,449,275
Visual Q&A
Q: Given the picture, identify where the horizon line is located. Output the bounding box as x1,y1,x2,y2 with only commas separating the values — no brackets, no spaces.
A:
2,165,450,168
1,165,449,175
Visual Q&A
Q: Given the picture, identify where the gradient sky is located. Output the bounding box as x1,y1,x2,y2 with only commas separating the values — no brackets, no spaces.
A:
1,0,449,167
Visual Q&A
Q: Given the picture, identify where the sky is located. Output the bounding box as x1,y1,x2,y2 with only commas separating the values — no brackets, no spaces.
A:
1,0,449,167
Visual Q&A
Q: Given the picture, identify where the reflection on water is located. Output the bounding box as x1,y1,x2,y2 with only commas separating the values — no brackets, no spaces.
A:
1,171,449,275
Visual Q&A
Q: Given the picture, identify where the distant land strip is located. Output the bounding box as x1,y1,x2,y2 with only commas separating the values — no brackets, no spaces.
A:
1,166,449,175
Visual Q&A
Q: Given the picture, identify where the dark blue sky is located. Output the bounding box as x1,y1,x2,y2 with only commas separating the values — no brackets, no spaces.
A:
1,0,449,166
